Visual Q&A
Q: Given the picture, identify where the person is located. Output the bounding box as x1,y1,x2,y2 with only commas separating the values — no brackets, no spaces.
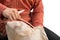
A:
0,0,60,40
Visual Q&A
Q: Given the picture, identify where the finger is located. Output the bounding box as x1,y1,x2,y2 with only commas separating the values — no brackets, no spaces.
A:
10,12,16,20
17,14,22,19
13,9,21,20
17,10,25,20
13,10,19,19
8,14,13,20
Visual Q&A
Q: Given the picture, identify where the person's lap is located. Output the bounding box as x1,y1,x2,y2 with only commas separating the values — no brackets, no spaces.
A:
0,27,60,40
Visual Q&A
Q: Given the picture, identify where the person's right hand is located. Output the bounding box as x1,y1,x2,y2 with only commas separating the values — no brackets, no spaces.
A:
2,8,23,20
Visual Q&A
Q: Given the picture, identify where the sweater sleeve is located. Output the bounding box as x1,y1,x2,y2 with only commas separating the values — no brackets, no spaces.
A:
32,0,44,27
0,3,7,18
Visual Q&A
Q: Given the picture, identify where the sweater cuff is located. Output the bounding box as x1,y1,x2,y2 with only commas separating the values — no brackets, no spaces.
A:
0,3,7,13
0,3,7,19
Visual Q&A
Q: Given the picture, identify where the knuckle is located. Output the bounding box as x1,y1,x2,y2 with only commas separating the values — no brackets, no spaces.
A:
13,9,17,11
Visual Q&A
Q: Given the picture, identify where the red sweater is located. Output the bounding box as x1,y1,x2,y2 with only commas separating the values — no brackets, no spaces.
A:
0,0,44,36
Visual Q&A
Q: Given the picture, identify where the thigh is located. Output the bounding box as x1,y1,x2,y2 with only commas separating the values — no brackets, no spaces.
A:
44,27,60,40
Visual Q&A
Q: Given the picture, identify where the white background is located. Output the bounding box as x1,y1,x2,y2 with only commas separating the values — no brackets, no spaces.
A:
43,0,60,36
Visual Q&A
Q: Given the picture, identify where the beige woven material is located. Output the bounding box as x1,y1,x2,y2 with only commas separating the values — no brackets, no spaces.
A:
5,21,48,40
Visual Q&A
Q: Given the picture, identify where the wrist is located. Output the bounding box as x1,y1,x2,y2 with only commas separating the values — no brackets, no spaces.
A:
0,4,8,12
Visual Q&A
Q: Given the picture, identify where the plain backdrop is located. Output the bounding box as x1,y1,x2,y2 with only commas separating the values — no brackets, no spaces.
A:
43,0,60,36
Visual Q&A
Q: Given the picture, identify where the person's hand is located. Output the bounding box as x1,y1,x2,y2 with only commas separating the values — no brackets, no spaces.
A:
2,8,22,20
